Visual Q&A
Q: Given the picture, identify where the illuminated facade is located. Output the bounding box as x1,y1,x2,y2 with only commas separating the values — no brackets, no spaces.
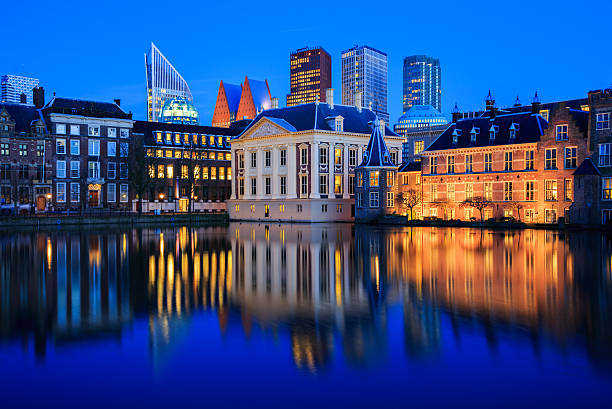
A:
341,45,389,123
212,80,242,127
403,55,441,112
159,97,199,125
212,76,272,127
1,74,39,104
286,47,332,106
393,104,448,139
145,42,193,122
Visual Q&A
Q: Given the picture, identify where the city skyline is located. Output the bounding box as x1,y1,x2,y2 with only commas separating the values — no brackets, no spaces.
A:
1,0,610,126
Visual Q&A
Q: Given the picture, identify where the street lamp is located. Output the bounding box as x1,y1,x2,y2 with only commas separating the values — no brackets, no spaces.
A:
159,193,165,200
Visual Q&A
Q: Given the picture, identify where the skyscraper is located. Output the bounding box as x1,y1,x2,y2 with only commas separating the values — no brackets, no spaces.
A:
145,42,193,122
286,46,331,106
402,55,441,113
1,74,39,104
341,45,388,123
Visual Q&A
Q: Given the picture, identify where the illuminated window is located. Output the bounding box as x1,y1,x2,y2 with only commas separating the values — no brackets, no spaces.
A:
386,171,394,187
174,150,181,159
414,140,424,155
465,154,473,173
334,147,342,165
225,153,231,161
447,155,455,173
235,204,240,213
227,167,231,180
156,132,162,143
334,175,342,194
447,183,455,201
387,192,394,207
545,180,557,201
211,167,217,180
430,156,438,174
603,177,612,200
174,133,181,144
166,165,174,179
600,143,611,167
504,151,513,171
165,150,172,158
157,164,164,179
465,182,473,200
279,204,285,213
503,181,513,201
525,181,535,201
358,172,363,187
194,165,200,179
555,124,568,141
202,167,209,180
525,150,535,170
484,153,492,172
369,170,379,187
484,182,492,201
148,165,155,178
564,178,572,201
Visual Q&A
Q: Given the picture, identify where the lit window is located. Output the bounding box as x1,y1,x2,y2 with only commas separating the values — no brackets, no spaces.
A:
545,180,558,201
599,143,611,167
369,170,379,187
525,150,535,170
504,151,513,171
555,124,568,141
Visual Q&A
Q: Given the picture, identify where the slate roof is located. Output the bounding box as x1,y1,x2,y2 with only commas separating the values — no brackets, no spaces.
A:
573,158,601,176
480,98,588,117
248,79,271,110
568,109,589,135
43,97,131,119
398,161,422,172
223,82,242,114
133,120,242,147
0,102,46,134
358,118,395,168
241,102,399,136
424,112,547,152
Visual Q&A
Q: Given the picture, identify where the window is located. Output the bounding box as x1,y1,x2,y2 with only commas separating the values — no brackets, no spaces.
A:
297,204,302,213
251,178,257,195
465,154,473,173
265,177,271,195
564,178,572,201
484,153,492,172
108,162,116,179
335,118,343,132
525,150,535,170
349,175,355,195
70,183,80,202
18,164,28,179
88,126,100,137
336,204,343,213
504,151,513,171
503,181,513,201
166,164,174,179
357,192,363,207
202,166,208,180
430,156,438,174
602,177,612,200
387,192,394,207
88,161,100,179
219,167,225,180
358,172,363,187
70,161,80,178
525,209,535,222
0,164,9,179
465,182,473,200
37,144,44,157
107,183,116,202
56,139,66,154
0,143,7,156
387,171,394,187
238,178,244,196
349,149,357,167
414,140,424,155
431,184,438,201
108,127,117,138
545,180,558,201
120,128,129,138
402,174,409,185
489,125,498,140
119,163,128,179
369,191,379,207
280,176,287,195
319,146,328,165
119,142,128,157
334,175,342,194
470,127,479,142
211,167,216,180
369,170,379,187
552,122,571,143
250,204,256,213
238,152,245,169
301,175,308,196
18,144,27,156
596,113,610,130
545,148,557,169
335,147,342,166
56,124,66,134
56,183,66,202
322,204,328,213
564,147,577,169
107,141,116,157
56,160,66,178
120,184,128,202
447,155,455,174
67,139,79,156
227,167,231,180
250,151,257,168
447,183,455,201
484,182,492,201
280,149,287,166
319,174,328,195
264,150,271,167
525,181,535,201
88,139,100,156
599,143,611,167
279,204,285,213
70,125,80,135
545,209,557,224
539,110,549,122
301,148,308,165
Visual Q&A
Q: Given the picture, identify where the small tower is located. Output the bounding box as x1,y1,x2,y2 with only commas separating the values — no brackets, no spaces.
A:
451,102,461,123
485,90,495,111
514,95,521,107
531,91,542,114
354,118,398,222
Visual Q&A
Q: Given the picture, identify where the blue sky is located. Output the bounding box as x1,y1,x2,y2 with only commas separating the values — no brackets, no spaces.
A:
2,0,610,125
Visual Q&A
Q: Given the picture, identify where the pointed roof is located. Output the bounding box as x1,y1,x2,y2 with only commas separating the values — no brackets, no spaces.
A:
222,81,242,114
358,118,395,168
573,158,601,176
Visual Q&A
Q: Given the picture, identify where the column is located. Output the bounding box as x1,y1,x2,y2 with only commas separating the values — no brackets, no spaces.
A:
272,147,279,198
310,142,319,198
342,144,349,199
287,144,297,198
329,144,335,197
230,149,237,200
256,149,263,199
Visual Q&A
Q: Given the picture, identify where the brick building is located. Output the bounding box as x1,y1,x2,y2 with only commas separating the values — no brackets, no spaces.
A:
212,76,272,128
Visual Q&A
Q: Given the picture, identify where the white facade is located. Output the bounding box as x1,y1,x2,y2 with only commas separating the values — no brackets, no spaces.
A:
228,116,402,222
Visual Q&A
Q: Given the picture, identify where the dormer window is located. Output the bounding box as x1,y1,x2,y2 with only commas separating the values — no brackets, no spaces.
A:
470,127,479,142
489,125,499,141
335,117,343,132
509,123,519,139
452,129,462,145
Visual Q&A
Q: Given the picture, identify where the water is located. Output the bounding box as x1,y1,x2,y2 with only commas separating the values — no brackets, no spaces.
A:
0,223,611,408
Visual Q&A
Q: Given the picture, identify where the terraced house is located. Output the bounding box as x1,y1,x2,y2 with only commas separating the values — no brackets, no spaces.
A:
419,95,589,223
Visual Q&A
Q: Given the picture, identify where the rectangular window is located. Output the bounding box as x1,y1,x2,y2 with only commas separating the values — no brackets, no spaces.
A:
319,174,328,195
334,147,342,166
107,141,116,157
19,144,27,156
119,142,128,158
357,192,363,207
227,167,232,180
119,163,128,179
70,183,80,202
157,164,165,179
545,148,557,169
484,182,492,201
56,182,66,202
108,127,117,138
301,149,308,166
219,167,225,180
545,180,558,201
525,181,535,201
349,175,355,195
564,178,572,201
88,161,101,179
211,167,217,180
431,184,438,201
0,144,8,156
166,164,174,179
369,170,379,187
484,153,492,172
88,139,100,156
503,181,513,201
250,151,257,168
279,204,285,213
602,177,612,200
545,209,557,224
386,171,394,187
120,129,129,138
264,151,271,167
107,183,116,202
265,177,271,195
447,183,455,201
334,175,342,194
108,162,116,179
202,166,208,180
465,182,473,200
565,147,577,169
600,143,611,167
70,161,80,178
447,155,455,174
555,124,568,141
465,154,473,173
238,178,245,196
322,204,328,213
430,156,437,174
525,150,535,170
369,191,379,207
596,113,610,130
56,138,66,155
504,151,513,171
349,149,357,167
70,125,80,135
319,146,328,165
88,126,100,137
56,124,66,134
387,192,394,207
280,149,287,166
414,140,424,155
37,144,44,157
301,175,308,196
238,152,245,169
280,176,287,195
56,160,66,178
358,172,363,187
120,184,128,202
251,178,257,195
69,139,79,156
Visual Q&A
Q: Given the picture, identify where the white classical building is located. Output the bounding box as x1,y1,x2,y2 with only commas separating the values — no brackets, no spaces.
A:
228,90,403,222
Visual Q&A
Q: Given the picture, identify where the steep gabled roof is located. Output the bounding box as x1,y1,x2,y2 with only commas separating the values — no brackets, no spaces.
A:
573,158,601,176
0,102,46,134
248,79,271,111
358,118,395,168
223,82,242,114
398,161,422,172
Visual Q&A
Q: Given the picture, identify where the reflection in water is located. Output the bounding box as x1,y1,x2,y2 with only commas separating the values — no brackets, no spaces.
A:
1,224,612,374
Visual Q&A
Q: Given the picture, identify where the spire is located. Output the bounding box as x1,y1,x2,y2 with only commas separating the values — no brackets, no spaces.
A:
514,95,521,107
532,90,540,104
531,91,542,114
451,102,461,123
358,116,395,168
485,90,495,111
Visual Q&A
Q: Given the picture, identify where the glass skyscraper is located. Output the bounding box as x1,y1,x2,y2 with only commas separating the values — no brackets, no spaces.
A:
402,55,441,113
341,45,388,123
145,42,193,122
1,74,39,104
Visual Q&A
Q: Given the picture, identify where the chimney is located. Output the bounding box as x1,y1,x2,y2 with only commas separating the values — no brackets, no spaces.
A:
354,92,362,112
33,87,45,109
114,99,121,106
271,97,279,109
326,88,334,109
451,102,461,123
531,91,542,114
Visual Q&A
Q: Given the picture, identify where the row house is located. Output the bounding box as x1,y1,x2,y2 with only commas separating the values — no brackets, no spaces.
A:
42,96,134,211
0,99,52,212
134,120,241,211
228,90,403,222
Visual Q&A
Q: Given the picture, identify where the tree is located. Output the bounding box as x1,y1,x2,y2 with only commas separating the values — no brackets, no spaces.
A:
396,189,422,220
431,199,451,220
176,146,198,214
128,133,155,215
506,201,524,221
460,196,493,222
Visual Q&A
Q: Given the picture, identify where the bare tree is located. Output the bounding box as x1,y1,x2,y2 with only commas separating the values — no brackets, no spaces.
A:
430,199,451,220
460,196,493,222
506,201,523,221
127,133,155,215
396,189,422,220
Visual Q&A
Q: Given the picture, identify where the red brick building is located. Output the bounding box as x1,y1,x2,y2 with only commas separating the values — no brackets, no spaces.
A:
212,76,272,128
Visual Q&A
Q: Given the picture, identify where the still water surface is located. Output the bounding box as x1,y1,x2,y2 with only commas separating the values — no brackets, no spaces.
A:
1,223,611,408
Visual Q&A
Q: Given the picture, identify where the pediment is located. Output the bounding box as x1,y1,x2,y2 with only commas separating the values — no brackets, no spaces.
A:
239,117,294,140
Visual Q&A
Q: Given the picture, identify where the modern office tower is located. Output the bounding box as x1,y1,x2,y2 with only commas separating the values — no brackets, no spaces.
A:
286,46,332,107
1,75,40,104
341,45,388,123
145,42,193,122
402,55,441,113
